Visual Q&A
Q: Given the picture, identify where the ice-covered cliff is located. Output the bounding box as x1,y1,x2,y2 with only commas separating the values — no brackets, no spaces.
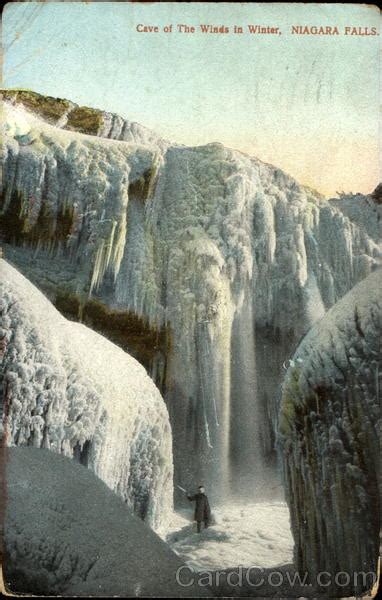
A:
279,270,381,591
2,88,169,150
3,447,208,597
0,259,173,531
1,90,381,500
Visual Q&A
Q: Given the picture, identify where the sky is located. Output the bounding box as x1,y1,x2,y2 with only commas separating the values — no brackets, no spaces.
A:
2,2,380,197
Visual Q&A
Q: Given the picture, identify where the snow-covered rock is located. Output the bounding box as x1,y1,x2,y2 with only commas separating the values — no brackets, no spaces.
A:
1,93,381,500
2,88,169,151
0,259,173,531
279,269,381,589
2,447,207,597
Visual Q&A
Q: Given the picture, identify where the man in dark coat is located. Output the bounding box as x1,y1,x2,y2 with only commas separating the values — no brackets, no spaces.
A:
187,485,211,533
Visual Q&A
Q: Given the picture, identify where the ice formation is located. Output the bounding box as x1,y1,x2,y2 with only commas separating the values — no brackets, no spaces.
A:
3,447,206,597
1,92,381,500
0,259,173,531
279,269,381,590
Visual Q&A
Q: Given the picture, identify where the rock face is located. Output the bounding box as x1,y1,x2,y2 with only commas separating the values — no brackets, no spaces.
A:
2,447,208,597
279,270,381,589
1,90,381,500
0,259,173,531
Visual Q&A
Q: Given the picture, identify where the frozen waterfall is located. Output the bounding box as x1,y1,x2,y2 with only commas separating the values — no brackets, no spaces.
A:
1,96,381,505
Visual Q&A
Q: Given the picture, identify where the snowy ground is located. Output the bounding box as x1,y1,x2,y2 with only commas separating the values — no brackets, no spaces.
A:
164,502,294,572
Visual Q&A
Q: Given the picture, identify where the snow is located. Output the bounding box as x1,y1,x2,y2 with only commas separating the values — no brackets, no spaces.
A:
2,99,381,502
3,447,206,597
0,259,173,531
5,447,293,596
165,502,293,572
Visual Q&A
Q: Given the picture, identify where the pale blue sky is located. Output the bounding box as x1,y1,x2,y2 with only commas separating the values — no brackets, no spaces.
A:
2,2,380,196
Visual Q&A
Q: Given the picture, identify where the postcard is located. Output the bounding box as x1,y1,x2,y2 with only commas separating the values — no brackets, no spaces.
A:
0,1,380,597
